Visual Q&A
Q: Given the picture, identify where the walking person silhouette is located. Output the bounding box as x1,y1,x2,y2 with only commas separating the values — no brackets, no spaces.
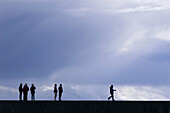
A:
18,83,23,101
108,85,116,101
30,84,36,101
23,83,29,101
54,84,57,101
58,84,63,101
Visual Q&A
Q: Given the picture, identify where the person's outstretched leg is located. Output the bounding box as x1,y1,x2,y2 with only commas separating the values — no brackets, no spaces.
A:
108,95,111,100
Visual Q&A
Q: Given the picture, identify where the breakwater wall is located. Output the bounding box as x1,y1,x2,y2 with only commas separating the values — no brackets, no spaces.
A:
0,101,170,113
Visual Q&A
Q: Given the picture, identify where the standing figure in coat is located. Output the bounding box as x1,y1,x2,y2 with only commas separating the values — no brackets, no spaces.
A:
58,84,63,101
108,85,116,101
23,83,29,101
30,84,36,101
18,83,23,101
54,84,57,101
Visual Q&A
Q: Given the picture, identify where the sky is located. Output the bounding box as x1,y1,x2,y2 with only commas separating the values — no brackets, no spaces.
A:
1,0,170,100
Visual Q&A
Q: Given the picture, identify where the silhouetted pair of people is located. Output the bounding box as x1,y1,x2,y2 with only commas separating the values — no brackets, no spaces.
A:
18,83,36,101
54,84,63,101
108,85,116,101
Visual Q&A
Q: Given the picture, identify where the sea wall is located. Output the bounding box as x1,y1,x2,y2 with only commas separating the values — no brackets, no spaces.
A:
0,101,170,113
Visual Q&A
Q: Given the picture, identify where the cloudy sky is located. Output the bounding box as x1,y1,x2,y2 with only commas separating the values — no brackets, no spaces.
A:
1,0,170,100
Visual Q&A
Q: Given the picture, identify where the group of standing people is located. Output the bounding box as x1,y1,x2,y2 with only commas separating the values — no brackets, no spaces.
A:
54,84,63,101
19,83,36,101
18,83,63,101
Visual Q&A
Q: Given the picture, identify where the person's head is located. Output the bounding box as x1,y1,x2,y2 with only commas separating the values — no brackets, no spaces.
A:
32,84,34,87
60,84,62,87
20,83,22,86
54,84,57,87
111,85,113,88
24,83,27,87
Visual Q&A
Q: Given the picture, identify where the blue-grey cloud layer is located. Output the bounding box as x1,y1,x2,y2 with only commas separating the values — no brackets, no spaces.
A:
1,0,170,94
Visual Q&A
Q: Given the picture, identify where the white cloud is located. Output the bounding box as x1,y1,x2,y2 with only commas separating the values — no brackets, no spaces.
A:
115,5,169,13
155,28,170,41
61,0,170,16
113,0,170,14
39,85,53,91
70,85,80,90
118,30,148,53
0,85,17,93
116,85,168,100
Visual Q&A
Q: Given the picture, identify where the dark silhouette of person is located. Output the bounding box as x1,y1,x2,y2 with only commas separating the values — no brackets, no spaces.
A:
18,83,23,101
108,85,116,101
58,84,63,101
23,83,29,101
54,84,57,101
30,84,36,101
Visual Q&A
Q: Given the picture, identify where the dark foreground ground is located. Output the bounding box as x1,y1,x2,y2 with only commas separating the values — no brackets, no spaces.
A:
0,101,170,113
